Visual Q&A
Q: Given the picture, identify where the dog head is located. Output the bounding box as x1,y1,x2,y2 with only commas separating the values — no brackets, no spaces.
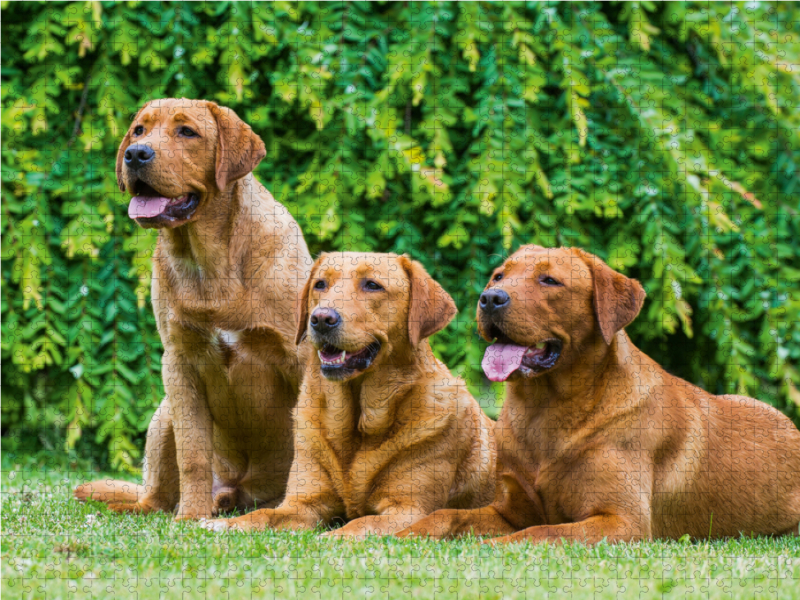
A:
117,98,266,229
295,253,457,381
478,245,646,382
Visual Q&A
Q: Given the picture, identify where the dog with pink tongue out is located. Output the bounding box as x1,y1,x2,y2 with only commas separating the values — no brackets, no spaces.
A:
75,99,312,520
397,245,800,544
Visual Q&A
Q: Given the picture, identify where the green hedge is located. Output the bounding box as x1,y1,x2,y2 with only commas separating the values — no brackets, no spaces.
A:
3,1,799,471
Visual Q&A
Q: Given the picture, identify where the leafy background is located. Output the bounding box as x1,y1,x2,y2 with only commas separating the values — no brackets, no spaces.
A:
2,1,799,472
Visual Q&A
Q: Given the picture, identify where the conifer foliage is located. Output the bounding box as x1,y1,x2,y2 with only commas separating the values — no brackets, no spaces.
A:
3,2,799,470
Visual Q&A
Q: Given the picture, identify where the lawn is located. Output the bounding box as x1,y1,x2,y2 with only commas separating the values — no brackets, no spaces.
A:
3,453,799,600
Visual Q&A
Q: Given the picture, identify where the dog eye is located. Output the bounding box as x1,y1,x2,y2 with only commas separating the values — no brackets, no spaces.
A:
133,126,144,136
541,276,562,286
178,126,198,138
313,280,327,291
493,273,503,282
364,280,384,292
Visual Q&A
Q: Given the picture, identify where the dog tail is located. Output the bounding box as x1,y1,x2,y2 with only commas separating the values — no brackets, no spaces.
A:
73,479,144,505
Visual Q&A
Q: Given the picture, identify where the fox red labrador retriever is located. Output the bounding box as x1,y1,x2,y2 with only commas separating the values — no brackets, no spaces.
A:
399,245,800,543
207,253,496,538
74,99,311,519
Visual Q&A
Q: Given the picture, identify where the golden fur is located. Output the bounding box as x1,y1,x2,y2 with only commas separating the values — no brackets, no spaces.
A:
398,245,800,544
207,253,496,538
74,99,311,519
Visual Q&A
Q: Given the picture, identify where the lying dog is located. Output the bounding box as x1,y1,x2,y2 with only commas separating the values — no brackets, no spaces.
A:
399,245,800,543
74,99,311,519
207,253,496,537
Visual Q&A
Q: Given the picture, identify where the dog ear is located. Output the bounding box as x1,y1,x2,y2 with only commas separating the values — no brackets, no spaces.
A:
115,103,149,192
295,257,322,345
400,256,457,347
207,102,267,191
581,251,646,345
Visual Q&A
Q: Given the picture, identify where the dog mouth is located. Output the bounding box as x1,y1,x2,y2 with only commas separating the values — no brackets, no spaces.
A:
481,325,563,382
317,342,381,380
128,180,200,227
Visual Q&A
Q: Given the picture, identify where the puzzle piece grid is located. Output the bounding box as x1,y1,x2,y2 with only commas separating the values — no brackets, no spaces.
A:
3,2,800,599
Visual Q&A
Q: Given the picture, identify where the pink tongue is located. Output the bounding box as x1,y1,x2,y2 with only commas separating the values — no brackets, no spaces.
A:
482,344,527,382
128,196,170,219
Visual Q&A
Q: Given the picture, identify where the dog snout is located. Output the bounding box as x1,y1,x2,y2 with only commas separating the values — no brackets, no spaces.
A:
124,144,155,170
479,289,510,314
310,307,341,335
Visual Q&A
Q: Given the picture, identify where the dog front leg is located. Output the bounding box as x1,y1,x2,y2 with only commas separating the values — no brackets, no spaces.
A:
323,515,402,539
167,366,214,520
105,398,180,514
207,440,344,532
484,515,648,546
325,504,446,540
395,474,541,540
206,504,324,533
395,505,518,540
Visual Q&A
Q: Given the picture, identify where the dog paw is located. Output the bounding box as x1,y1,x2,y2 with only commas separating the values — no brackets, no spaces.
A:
201,518,234,532
320,528,352,539
393,527,413,538
392,520,447,540
479,535,511,546
108,502,148,514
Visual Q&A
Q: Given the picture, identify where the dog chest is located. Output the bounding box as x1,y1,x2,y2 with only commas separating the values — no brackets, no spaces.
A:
206,326,291,368
183,326,298,408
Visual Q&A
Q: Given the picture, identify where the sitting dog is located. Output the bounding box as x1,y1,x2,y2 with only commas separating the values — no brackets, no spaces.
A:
207,253,496,537
74,99,311,519
398,245,800,543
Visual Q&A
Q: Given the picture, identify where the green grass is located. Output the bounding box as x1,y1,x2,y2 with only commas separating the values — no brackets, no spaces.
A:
3,454,799,599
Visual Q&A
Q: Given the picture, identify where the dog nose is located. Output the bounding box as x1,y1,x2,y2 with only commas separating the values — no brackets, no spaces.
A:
310,308,341,334
479,289,510,314
124,144,155,170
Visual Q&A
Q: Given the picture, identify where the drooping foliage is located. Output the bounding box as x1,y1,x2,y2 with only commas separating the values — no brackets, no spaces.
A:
3,1,799,470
